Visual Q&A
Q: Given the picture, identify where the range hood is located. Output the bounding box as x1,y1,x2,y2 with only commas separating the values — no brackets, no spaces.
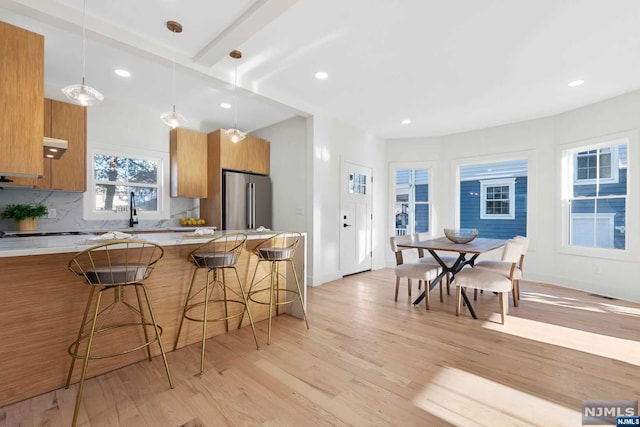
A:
0,138,68,186
43,136,68,160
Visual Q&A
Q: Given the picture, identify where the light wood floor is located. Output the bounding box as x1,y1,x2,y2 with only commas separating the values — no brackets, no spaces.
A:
2,269,639,426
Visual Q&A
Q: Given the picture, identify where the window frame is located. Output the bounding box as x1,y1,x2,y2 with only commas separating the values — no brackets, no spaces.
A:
480,178,516,220
452,150,535,243
389,162,435,238
558,131,637,261
573,146,619,185
84,146,170,221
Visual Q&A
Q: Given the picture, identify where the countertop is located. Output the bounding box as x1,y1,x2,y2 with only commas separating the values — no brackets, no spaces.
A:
0,230,287,257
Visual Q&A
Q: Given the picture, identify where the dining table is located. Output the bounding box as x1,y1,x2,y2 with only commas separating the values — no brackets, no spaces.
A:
397,236,506,319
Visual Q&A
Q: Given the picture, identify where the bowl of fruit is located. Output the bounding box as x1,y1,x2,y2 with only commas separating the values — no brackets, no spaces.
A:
180,217,206,227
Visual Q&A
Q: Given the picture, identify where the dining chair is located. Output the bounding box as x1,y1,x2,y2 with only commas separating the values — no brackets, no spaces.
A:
414,232,457,295
389,235,442,309
473,235,529,306
453,239,523,324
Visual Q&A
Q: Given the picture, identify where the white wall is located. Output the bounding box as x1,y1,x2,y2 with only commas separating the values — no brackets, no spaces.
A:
252,116,308,233
311,114,387,286
387,90,640,303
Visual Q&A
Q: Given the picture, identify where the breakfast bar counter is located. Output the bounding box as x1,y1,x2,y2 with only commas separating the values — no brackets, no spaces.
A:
0,231,306,407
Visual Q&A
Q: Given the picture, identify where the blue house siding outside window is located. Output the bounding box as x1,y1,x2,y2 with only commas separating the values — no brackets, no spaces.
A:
460,177,528,239
569,143,627,250
458,159,528,239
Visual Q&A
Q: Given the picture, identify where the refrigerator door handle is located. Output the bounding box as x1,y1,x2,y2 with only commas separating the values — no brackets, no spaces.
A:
247,182,256,229
246,182,252,229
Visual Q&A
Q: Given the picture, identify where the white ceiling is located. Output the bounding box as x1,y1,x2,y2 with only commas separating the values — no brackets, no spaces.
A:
2,0,640,138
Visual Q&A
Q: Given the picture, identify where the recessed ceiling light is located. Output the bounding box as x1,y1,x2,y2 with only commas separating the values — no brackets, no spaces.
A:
114,69,131,78
401,119,411,125
220,102,232,109
568,79,584,87
314,71,328,80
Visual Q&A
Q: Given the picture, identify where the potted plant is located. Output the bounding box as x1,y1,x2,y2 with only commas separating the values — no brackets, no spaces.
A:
1,203,48,231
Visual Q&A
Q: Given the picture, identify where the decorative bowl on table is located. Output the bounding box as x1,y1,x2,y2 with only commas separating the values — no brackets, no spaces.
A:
444,228,478,244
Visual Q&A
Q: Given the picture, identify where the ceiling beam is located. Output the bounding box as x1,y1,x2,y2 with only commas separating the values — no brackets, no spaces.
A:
192,0,300,68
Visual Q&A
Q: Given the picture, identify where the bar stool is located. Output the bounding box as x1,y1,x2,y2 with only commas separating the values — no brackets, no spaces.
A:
174,233,259,374
242,232,309,345
66,240,173,427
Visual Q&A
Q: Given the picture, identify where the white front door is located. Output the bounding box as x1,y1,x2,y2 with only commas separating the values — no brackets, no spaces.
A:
340,161,373,276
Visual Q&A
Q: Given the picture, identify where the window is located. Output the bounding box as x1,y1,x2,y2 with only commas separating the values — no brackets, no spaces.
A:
349,172,367,195
480,178,515,219
86,149,168,220
394,168,429,236
574,147,618,185
458,159,527,239
563,142,627,250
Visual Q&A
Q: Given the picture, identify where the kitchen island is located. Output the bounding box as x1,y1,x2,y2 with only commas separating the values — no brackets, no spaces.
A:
0,231,306,407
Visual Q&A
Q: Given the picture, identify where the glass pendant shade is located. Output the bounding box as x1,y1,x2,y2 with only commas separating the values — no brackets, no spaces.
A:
161,21,186,128
62,78,104,106
160,105,186,129
224,128,246,144
227,49,246,143
62,0,103,107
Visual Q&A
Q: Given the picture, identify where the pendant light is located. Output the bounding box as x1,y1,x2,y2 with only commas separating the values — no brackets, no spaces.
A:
61,0,104,106
160,20,186,129
224,50,246,143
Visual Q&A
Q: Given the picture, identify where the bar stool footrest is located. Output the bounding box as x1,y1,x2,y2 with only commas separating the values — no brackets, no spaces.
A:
67,322,163,360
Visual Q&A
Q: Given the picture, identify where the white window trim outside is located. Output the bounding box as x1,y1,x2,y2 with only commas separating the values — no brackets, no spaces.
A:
573,146,619,186
389,161,436,239
570,212,615,249
84,145,170,221
480,177,516,220
558,131,637,261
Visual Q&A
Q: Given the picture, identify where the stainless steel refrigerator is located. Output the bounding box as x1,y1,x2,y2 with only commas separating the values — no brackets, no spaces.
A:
223,170,272,230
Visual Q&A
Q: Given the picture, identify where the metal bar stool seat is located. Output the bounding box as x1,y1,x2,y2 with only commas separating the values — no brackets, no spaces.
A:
66,240,173,427
174,232,259,375
242,232,309,345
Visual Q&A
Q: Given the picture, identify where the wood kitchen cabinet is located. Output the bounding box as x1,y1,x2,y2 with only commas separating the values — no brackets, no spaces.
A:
215,129,270,175
170,128,207,198
47,99,87,191
13,99,87,191
0,22,44,178
200,129,270,228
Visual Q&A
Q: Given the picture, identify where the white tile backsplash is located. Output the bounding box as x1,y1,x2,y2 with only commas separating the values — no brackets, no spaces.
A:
0,188,199,232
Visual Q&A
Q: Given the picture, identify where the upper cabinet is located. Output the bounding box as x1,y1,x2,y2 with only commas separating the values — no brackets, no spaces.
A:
47,99,87,191
211,129,270,175
245,135,270,175
0,22,44,178
170,128,208,198
11,99,86,191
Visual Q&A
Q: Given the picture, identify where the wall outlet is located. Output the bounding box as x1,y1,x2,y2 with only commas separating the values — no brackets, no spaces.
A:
295,208,304,216
47,208,57,219
186,211,192,218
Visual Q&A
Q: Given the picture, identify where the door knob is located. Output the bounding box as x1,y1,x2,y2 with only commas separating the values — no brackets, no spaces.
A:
343,223,352,228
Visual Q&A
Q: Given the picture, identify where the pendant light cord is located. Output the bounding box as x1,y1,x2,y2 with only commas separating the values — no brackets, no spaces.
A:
81,0,86,84
171,27,177,112
234,57,239,129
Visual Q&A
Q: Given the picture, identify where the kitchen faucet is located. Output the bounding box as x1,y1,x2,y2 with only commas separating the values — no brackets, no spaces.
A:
129,191,138,227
